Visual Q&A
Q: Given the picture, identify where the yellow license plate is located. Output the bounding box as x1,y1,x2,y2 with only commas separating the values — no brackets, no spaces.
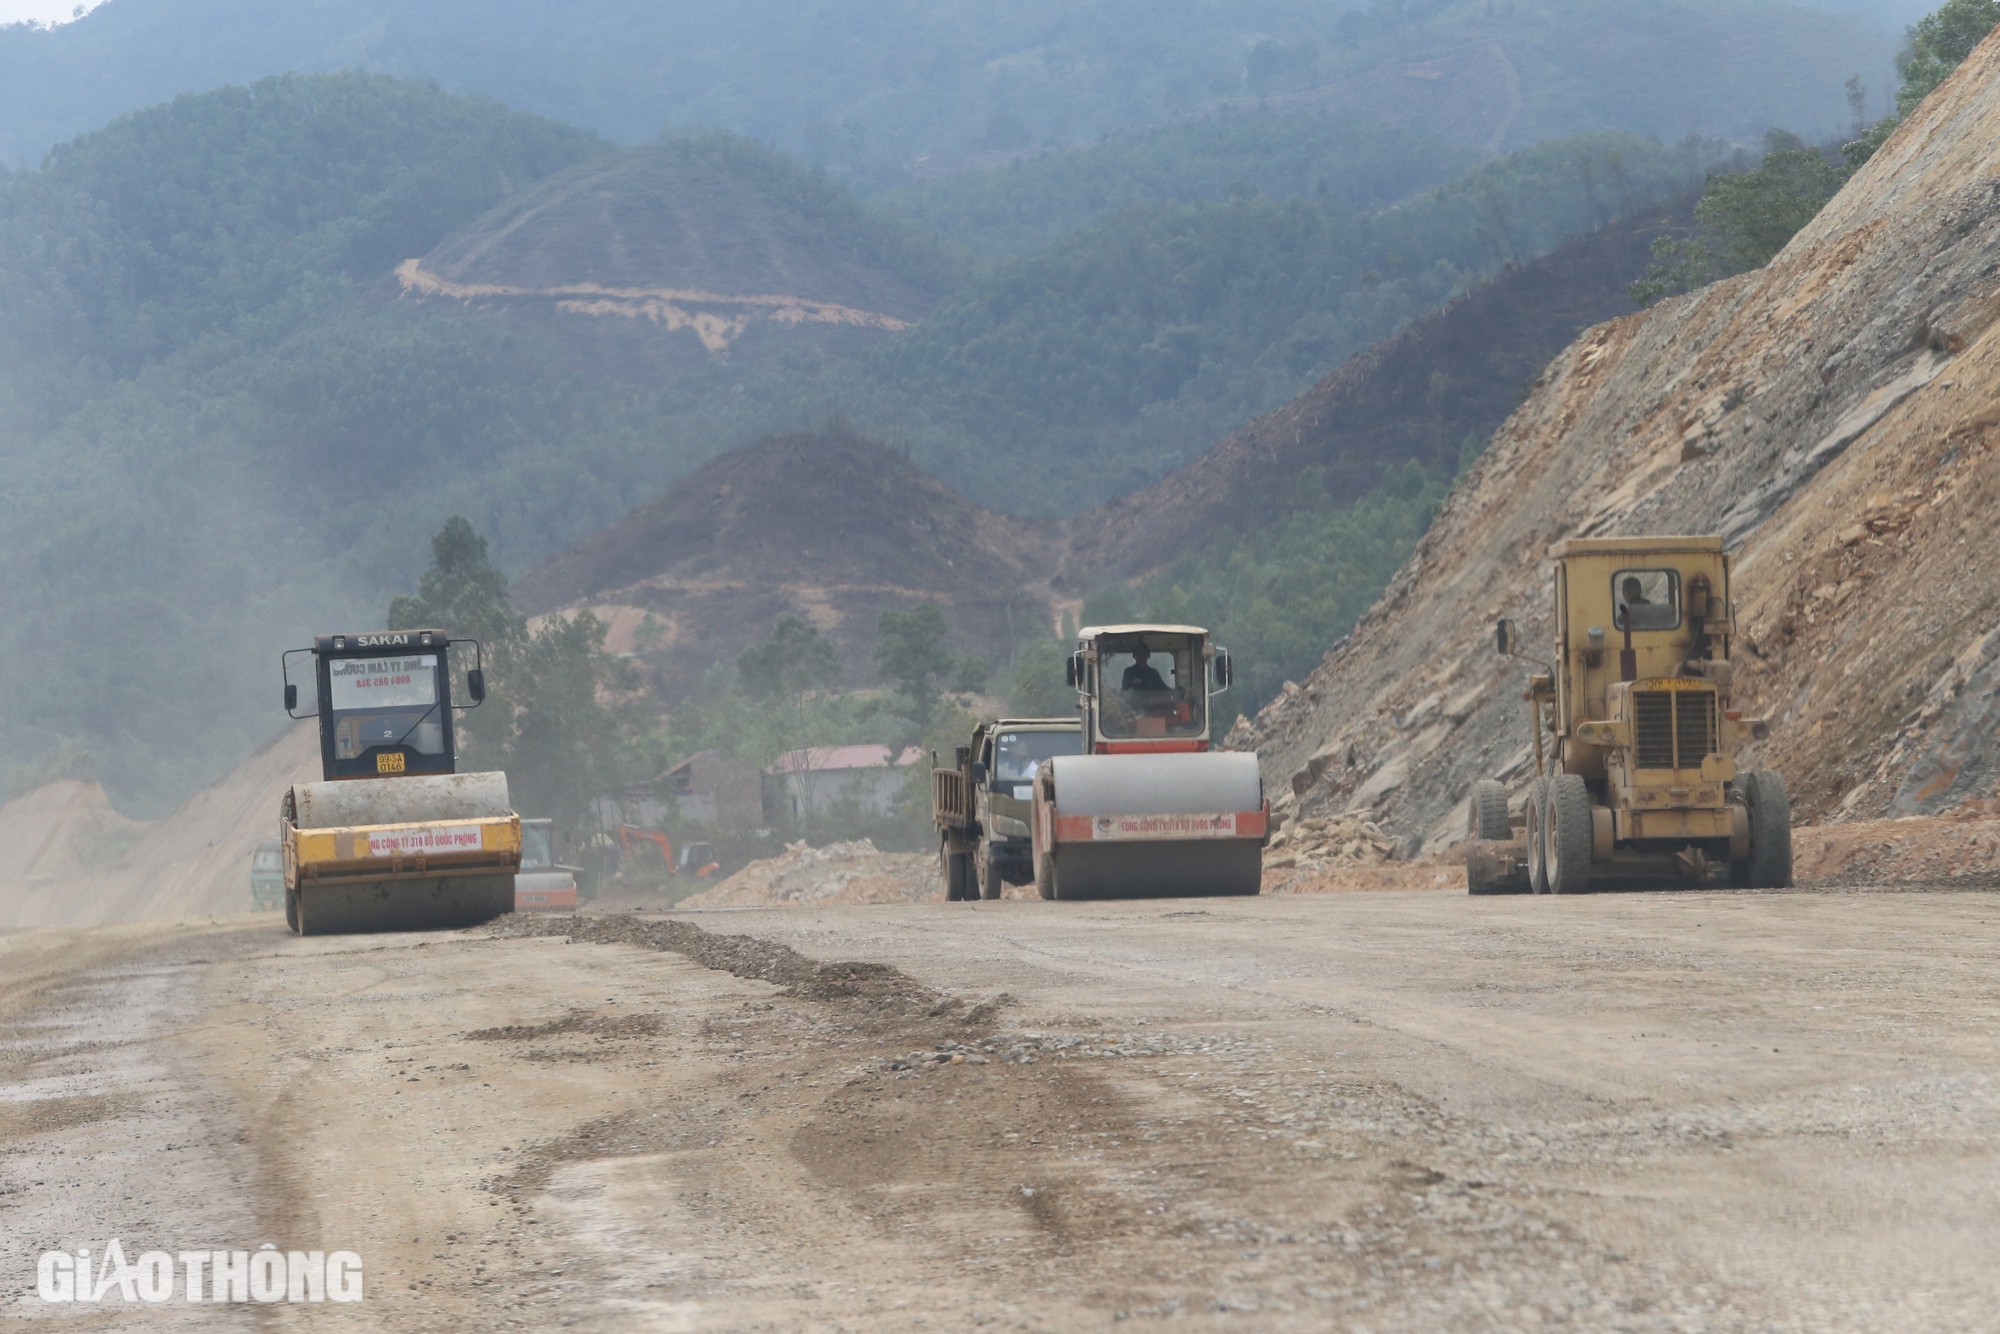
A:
376,751,406,774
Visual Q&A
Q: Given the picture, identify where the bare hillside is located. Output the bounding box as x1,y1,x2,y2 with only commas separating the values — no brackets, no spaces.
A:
1238,33,2000,851
514,429,1062,704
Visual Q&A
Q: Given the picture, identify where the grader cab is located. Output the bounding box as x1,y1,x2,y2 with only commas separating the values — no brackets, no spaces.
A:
1466,536,1792,894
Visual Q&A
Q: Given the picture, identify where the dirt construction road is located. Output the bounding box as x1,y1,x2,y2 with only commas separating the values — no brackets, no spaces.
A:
3,887,1998,1331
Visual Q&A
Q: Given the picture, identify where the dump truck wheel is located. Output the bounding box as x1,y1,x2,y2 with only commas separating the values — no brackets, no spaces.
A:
941,836,970,901
977,843,1003,900
1546,774,1595,895
1524,778,1551,893
1735,770,1793,889
1469,780,1512,842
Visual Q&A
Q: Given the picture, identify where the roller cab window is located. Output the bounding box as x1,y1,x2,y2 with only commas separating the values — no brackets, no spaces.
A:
1612,569,1681,632
327,654,446,760
520,823,553,870
1097,635,1205,738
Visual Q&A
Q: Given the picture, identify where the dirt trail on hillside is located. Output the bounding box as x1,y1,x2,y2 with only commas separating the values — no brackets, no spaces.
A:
397,259,910,353
7,888,2000,1329
1241,28,2000,851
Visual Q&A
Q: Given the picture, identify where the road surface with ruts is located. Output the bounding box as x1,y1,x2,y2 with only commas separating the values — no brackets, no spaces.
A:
3,886,1996,1330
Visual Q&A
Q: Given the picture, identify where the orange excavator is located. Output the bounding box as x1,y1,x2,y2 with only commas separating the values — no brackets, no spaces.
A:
617,825,721,878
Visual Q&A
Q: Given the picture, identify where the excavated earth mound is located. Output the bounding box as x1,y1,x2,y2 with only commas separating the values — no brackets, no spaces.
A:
1061,204,1692,587
677,839,938,909
0,724,318,928
514,428,1061,705
1239,30,2000,853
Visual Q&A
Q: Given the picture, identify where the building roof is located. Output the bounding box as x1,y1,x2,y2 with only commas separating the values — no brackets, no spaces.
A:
658,747,753,780
766,744,922,775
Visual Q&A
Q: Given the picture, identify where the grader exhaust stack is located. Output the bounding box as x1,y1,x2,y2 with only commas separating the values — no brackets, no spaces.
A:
1030,625,1267,898
277,631,521,934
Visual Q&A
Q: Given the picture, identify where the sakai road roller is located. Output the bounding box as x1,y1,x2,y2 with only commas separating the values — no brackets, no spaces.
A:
1465,536,1792,895
278,630,521,933
1029,624,1268,898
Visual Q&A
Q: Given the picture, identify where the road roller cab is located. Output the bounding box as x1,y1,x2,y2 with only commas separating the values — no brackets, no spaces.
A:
1029,625,1267,899
1065,625,1228,753
277,630,522,934
1466,536,1792,895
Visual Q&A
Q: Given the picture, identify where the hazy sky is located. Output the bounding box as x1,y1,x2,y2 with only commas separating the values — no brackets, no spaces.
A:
0,0,98,24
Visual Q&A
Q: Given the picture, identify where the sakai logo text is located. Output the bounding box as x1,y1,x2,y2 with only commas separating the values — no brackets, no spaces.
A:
36,1241,363,1303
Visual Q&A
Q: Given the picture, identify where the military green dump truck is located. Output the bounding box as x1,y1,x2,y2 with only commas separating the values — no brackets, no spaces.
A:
932,718,1083,900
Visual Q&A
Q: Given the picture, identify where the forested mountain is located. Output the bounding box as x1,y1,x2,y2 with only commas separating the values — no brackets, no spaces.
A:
858,131,1732,510
879,110,1480,258
0,21,1884,813
1,0,1892,179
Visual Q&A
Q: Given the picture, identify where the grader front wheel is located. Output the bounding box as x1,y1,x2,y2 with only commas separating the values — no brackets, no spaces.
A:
1732,770,1794,889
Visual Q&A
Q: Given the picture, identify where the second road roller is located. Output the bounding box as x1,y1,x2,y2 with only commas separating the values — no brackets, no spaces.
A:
1029,623,1268,898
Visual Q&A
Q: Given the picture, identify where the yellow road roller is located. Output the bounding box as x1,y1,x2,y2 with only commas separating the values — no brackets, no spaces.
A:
278,630,520,933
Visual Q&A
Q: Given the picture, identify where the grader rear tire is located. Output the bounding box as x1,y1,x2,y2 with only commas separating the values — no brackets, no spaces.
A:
1524,778,1551,894
1545,774,1595,895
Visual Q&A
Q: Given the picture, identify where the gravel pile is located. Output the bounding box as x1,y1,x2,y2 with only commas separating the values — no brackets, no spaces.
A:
677,838,937,908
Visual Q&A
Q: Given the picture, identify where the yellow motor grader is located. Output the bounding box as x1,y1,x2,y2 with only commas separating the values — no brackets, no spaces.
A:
1466,536,1791,894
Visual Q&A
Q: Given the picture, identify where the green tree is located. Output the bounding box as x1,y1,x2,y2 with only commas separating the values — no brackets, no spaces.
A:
874,603,956,730
388,517,636,842
737,615,842,819
504,610,641,840
386,516,527,649
1008,636,1074,717
737,614,841,703
1693,133,1844,271
1897,0,2000,114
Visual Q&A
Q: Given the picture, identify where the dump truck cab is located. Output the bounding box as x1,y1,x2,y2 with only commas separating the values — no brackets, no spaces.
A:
277,629,521,934
1025,624,1266,899
1469,536,1791,894
933,718,1083,900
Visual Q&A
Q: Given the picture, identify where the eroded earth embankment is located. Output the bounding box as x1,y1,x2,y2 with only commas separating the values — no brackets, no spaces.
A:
1239,29,2000,851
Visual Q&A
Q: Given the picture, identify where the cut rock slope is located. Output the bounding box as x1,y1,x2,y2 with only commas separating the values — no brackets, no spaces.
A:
1239,33,2000,850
